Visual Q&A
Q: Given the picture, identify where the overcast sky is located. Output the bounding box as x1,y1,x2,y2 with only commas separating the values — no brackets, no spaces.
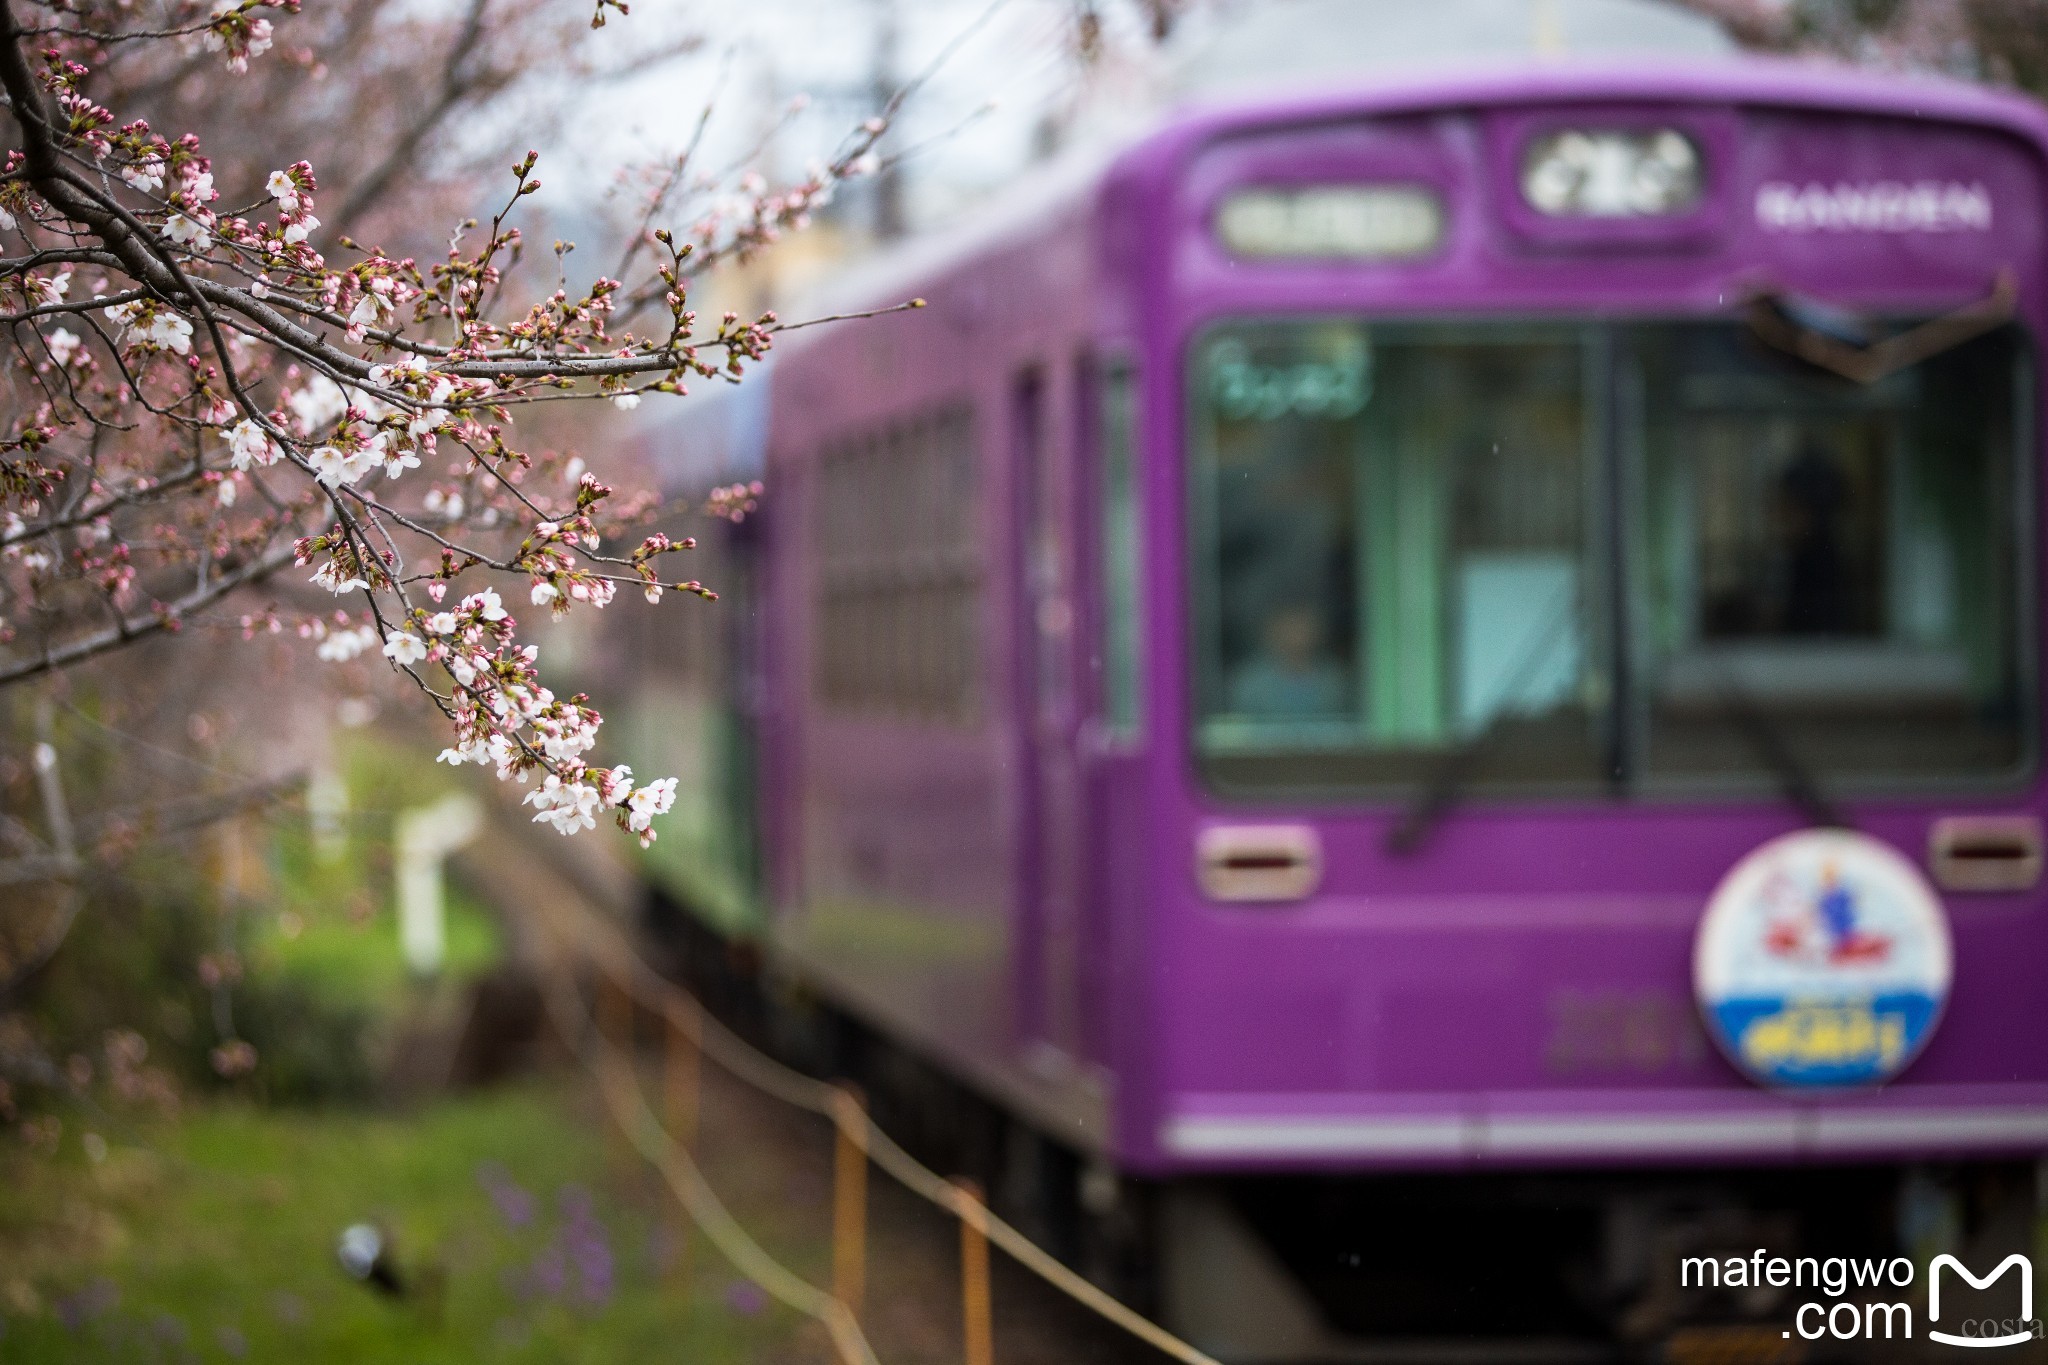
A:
542,0,1151,235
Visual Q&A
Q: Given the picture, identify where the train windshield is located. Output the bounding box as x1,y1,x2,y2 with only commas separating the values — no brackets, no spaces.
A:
1190,319,2034,799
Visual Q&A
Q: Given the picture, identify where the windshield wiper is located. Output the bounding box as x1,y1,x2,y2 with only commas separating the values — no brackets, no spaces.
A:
1381,723,1506,857
1745,268,2016,386
1708,662,1848,830
1383,590,1579,858
1384,617,1848,857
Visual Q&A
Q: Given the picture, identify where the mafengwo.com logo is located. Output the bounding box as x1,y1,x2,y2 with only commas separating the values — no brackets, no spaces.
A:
1930,1256,2039,1349
1680,1250,2043,1347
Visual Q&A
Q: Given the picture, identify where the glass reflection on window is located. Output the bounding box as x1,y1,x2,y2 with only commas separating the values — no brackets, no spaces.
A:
1636,324,2031,786
1192,321,1605,794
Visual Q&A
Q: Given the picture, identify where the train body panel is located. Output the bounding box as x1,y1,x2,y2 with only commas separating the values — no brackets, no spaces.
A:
758,187,1114,1143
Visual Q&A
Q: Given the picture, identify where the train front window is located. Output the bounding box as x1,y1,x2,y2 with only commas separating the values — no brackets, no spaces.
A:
1191,321,1612,794
1634,322,2032,788
1190,318,2035,798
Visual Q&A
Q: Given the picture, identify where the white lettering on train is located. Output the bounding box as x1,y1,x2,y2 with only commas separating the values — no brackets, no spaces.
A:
1754,180,1993,233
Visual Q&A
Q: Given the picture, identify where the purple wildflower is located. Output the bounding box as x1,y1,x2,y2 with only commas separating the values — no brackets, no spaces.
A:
53,1278,118,1332
558,1185,614,1308
525,1239,567,1299
476,1160,535,1229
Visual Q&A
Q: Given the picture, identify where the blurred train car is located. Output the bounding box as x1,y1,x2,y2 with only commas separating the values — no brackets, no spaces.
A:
614,372,769,944
619,1,2048,1356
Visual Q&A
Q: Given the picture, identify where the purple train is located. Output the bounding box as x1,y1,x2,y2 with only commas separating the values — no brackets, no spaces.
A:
630,47,2048,1358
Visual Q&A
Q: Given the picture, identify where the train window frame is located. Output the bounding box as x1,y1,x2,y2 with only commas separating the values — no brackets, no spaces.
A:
1622,319,2041,803
1180,311,2041,806
1183,314,1615,800
1097,352,1145,744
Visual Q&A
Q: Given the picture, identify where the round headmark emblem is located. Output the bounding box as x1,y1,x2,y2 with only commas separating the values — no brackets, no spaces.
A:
1694,829,1952,1089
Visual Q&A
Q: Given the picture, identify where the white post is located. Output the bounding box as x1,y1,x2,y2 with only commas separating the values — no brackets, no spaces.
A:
394,793,482,977
307,760,350,864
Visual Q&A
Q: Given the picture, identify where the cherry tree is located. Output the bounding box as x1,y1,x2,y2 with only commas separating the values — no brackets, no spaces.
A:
0,0,902,850
1682,0,2048,96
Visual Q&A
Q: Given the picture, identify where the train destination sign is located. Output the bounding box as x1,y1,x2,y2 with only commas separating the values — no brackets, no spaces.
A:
1214,184,1444,260
1520,127,1702,217
1694,829,1954,1089
1754,179,1994,233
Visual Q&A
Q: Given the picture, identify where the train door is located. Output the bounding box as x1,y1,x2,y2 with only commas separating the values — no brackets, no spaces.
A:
719,511,764,919
1011,366,1084,1061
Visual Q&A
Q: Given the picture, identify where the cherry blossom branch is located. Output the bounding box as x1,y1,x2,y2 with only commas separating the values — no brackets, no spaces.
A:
0,0,940,850
0,536,303,685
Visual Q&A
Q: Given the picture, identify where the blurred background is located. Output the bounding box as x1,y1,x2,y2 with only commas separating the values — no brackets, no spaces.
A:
6,2,2048,1362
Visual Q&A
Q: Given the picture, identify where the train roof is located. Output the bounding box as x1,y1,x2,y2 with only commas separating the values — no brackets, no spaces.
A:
1148,57,2048,152
786,132,1123,324
783,52,2048,345
1167,0,1733,99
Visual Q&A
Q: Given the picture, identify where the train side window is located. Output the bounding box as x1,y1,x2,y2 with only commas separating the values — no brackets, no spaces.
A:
1100,359,1144,740
813,404,983,723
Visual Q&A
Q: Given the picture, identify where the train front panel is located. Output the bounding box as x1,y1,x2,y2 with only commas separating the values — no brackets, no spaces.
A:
1106,66,2048,1176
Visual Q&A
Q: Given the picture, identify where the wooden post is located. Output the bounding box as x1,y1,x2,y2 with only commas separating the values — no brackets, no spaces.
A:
831,1087,868,1318
664,1008,700,1149
596,973,634,1177
956,1178,994,1365
598,970,635,1057
663,1008,701,1299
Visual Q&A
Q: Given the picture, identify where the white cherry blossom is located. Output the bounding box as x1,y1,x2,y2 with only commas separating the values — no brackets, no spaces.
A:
307,445,362,486
226,420,282,470
288,375,349,431
104,301,193,354
309,562,369,594
462,587,507,621
526,776,601,835
121,159,163,192
382,632,428,665
163,213,210,250
316,624,377,662
0,12,842,854
624,777,678,835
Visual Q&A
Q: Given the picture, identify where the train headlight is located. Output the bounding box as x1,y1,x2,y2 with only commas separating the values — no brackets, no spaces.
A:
1216,185,1444,260
1521,129,1701,218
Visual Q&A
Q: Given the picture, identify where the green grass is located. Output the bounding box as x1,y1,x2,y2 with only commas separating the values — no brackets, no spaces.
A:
251,873,503,1014
257,730,503,1016
0,734,817,1362
0,1086,807,1364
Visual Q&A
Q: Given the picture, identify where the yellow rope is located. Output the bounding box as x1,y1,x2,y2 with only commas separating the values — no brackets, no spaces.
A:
537,961,881,1365
528,883,1223,1365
